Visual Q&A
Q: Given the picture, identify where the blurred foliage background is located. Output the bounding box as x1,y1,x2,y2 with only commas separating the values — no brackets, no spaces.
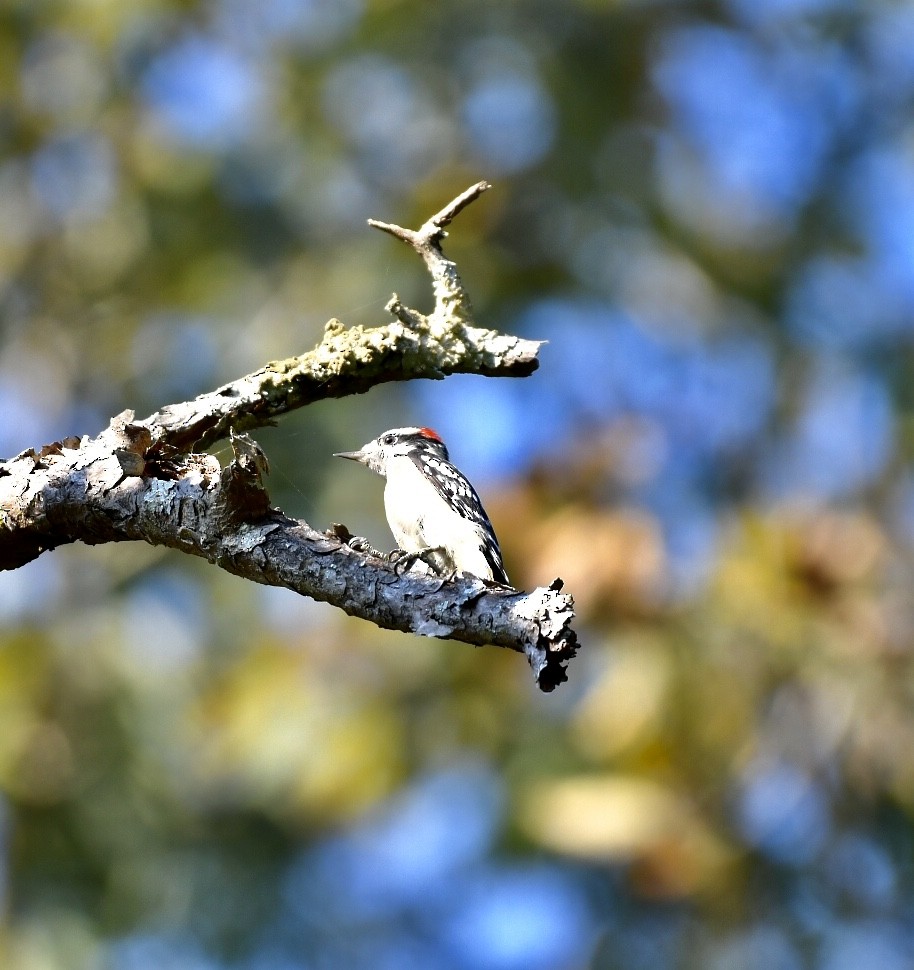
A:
2,0,914,967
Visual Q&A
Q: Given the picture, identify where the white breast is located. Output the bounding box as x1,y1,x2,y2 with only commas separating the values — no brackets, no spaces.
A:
382,455,497,579
383,456,439,552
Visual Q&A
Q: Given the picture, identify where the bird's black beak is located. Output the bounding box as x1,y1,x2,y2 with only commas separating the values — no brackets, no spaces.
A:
333,450,366,462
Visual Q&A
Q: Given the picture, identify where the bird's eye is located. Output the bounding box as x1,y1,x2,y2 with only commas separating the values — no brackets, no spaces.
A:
382,434,396,445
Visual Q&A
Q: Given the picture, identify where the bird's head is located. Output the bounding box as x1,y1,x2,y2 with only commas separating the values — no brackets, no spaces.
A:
334,426,449,476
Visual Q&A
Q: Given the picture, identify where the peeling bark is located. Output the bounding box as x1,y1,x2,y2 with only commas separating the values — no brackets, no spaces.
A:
0,184,580,690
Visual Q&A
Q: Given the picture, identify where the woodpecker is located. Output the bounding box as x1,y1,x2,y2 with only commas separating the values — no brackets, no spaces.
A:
334,426,509,585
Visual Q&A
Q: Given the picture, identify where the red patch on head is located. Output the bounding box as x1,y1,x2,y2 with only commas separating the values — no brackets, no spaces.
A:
418,427,444,443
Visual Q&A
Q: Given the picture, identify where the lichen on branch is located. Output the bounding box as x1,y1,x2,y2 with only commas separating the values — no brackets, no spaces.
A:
0,184,579,690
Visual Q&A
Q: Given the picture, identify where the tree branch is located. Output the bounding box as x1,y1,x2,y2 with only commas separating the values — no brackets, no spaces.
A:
0,185,580,690
144,181,536,453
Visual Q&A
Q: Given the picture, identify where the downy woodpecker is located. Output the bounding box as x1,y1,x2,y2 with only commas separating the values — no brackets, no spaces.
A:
334,426,509,585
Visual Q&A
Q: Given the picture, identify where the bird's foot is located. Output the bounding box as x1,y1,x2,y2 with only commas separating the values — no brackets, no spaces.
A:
389,547,453,579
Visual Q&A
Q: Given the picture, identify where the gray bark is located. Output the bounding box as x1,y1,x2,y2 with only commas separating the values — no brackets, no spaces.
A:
0,183,579,690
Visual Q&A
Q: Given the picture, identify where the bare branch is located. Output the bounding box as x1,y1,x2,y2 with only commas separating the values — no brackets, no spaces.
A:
368,180,491,324
144,314,539,452
0,185,581,689
428,179,492,229
140,184,529,452
0,424,577,690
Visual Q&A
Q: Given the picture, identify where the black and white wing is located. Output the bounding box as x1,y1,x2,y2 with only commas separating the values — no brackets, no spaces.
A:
410,451,509,584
